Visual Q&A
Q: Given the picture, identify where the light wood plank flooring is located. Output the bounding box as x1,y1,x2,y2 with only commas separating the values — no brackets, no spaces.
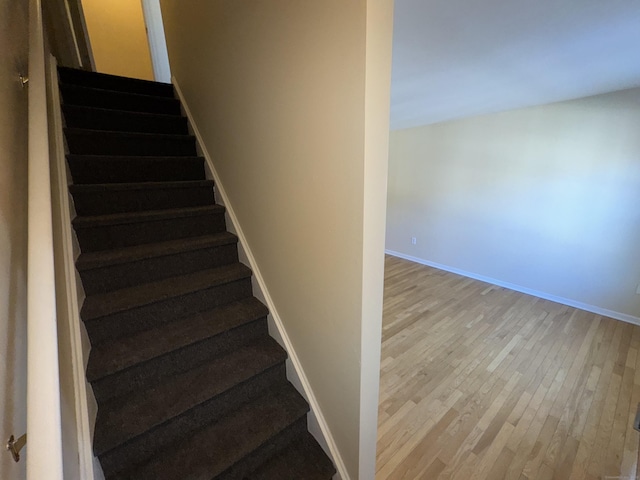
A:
377,255,640,480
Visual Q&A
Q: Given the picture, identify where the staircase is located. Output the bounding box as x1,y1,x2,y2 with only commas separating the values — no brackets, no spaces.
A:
58,67,336,480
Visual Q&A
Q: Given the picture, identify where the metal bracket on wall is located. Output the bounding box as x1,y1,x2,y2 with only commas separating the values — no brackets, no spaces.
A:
19,74,29,88
6,434,27,462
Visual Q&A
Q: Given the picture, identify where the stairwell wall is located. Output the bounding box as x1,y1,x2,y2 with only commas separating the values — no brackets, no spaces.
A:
159,1,393,478
0,0,29,478
386,88,640,321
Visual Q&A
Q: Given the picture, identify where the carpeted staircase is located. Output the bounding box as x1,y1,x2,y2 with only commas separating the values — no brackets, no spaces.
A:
58,66,336,480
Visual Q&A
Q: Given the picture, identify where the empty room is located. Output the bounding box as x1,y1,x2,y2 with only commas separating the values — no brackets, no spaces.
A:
377,0,640,479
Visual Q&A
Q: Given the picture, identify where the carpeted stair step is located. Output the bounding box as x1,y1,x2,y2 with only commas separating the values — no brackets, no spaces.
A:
88,297,269,401
77,232,238,295
58,66,175,97
69,180,215,216
82,264,253,344
62,105,189,135
67,155,206,184
114,383,310,480
57,66,336,480
60,84,181,115
64,128,197,156
99,365,289,479
93,335,287,456
72,205,226,252
209,419,310,480
246,432,336,480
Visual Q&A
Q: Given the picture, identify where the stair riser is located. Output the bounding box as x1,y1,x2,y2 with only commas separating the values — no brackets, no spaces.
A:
218,417,309,480
71,185,215,216
80,243,239,295
84,278,253,344
58,68,175,97
68,156,206,184
90,318,268,402
65,131,197,157
99,366,288,479
61,86,181,115
63,106,189,135
74,212,226,252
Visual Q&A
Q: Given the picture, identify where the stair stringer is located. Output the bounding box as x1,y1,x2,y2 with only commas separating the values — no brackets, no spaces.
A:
46,56,105,480
173,78,348,480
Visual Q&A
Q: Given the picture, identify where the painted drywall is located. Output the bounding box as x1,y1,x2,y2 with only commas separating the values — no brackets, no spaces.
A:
0,0,29,478
160,1,392,478
386,88,640,319
360,1,393,478
81,0,153,80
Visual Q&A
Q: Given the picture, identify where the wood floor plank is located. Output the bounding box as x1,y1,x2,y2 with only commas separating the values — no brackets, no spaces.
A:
377,255,640,480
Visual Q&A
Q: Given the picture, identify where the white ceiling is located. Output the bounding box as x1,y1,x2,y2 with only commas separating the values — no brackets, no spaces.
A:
390,0,640,130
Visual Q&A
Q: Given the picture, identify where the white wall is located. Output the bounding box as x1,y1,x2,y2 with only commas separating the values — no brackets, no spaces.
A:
0,0,29,478
81,0,153,80
386,88,640,320
159,1,392,478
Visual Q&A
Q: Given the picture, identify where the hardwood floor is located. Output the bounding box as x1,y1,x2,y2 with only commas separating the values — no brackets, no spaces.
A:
377,255,640,480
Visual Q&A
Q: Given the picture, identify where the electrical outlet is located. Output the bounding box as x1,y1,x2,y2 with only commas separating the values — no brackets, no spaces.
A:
411,237,417,245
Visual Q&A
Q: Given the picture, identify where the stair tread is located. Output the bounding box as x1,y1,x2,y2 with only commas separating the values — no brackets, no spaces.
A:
87,296,268,381
58,67,173,94
62,103,183,120
60,83,178,103
77,232,236,271
94,335,286,456
123,383,308,480
62,104,188,135
69,179,213,193
81,263,252,321
248,433,336,480
72,204,224,228
67,154,204,162
64,127,194,141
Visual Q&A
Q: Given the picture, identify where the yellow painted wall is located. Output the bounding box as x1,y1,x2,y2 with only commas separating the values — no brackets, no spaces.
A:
159,1,393,477
0,0,29,478
387,88,640,319
81,0,153,80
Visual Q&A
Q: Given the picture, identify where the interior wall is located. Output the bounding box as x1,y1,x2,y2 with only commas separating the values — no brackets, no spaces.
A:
360,1,393,478
159,1,392,478
80,0,153,80
0,0,29,478
386,88,640,319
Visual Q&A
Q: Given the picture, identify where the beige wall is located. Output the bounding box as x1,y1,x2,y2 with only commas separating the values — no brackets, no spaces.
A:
160,1,392,478
81,0,153,80
360,1,393,478
387,88,640,319
0,0,29,478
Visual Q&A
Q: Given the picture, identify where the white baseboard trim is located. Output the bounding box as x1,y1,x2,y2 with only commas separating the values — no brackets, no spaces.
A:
385,249,640,327
173,79,348,480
